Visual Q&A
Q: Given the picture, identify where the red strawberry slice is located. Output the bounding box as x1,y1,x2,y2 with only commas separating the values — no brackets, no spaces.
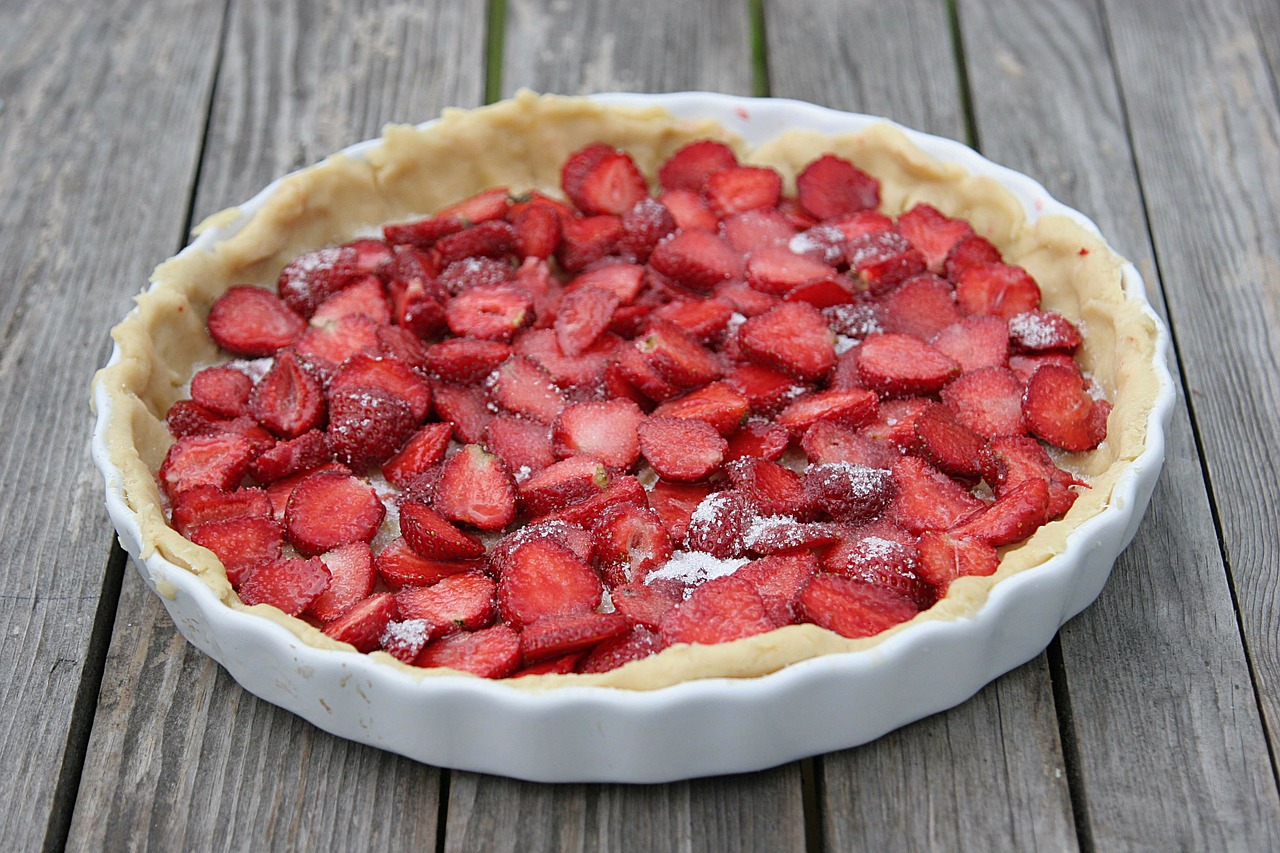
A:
822,523,927,606
715,279,781,317
395,571,497,631
847,231,928,295
829,209,894,243
249,428,332,484
651,298,736,342
610,583,680,630
247,349,325,439
797,574,919,639
556,214,624,272
311,275,391,325
516,327,621,391
322,592,397,652
497,537,603,628
795,154,880,219
165,400,233,440
383,213,467,249
800,421,900,469
434,220,518,264
658,188,719,232
541,475,648,528
651,381,749,436
511,200,562,259
437,186,513,224
856,333,960,397
487,519,595,577
483,415,555,477
171,484,272,536
293,314,383,374
434,444,517,531
783,276,858,309
745,246,838,296
735,551,818,625
593,504,675,587
704,165,783,217
238,556,330,616
551,399,645,468
648,229,743,293
743,517,844,555
725,419,791,463
660,575,777,646
381,422,453,488
943,233,1003,281
720,209,797,253
648,479,714,542
911,404,989,479
514,650,589,676
635,319,723,390
1007,309,1083,352
930,316,1010,372
263,461,350,521
955,263,1042,319
658,139,738,192
1008,352,1079,384
422,338,511,384
880,274,962,340
895,203,974,273
949,477,1050,546
388,279,448,341
983,435,1083,520
521,612,631,664
276,245,373,318
614,345,681,403
445,284,533,343
739,302,837,382
620,198,678,261
940,367,1026,439
860,397,934,449
639,416,727,482
802,462,896,524
915,532,1000,592
788,223,850,266
579,626,668,673
284,469,385,556
563,145,649,216
490,355,566,424
1023,362,1111,451
190,366,253,419
329,354,432,422
189,515,284,587
723,362,804,414
567,262,647,303
399,500,486,560
415,625,522,678
375,537,482,588
437,255,514,295
777,388,878,434
554,285,620,356
431,382,493,444
517,455,611,518
206,287,307,358
327,386,417,471
682,489,754,558
308,542,376,622
726,457,809,517
158,433,256,499
380,619,434,664
890,456,984,534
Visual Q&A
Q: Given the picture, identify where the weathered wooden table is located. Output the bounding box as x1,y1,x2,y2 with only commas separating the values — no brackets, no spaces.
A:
3,0,1279,849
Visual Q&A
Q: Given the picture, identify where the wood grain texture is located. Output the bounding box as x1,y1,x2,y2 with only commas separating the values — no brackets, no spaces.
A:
67,0,487,848
501,0,754,97
1101,0,1280,800
959,0,1280,847
0,0,225,847
764,2,1077,848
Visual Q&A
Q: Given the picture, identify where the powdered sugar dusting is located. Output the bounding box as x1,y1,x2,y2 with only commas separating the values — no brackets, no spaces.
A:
1007,311,1059,349
645,550,749,591
382,618,430,648
742,514,797,549
834,334,858,354
226,357,274,383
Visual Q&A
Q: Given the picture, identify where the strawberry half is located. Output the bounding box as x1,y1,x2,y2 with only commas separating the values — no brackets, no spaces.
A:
949,477,1050,546
910,404,989,480
445,284,533,343
433,444,517,531
170,484,272,536
248,349,326,440
206,286,306,357
517,455,612,518
563,145,649,216
309,542,376,622
497,537,603,628
880,274,962,341
375,537,483,588
658,139,739,192
381,422,453,488
415,625,523,678
554,285,621,357
158,433,256,499
551,399,645,469
490,356,567,425
395,571,497,631
915,532,1000,593
484,415,555,476
284,469,385,556
635,319,723,390
328,354,432,423
726,457,809,517
322,592,398,652
660,575,777,646
738,302,837,382
890,456,984,534
776,388,879,434
190,366,253,419
521,612,631,664
955,263,1042,319
399,500,486,560
895,203,974,273
423,338,512,384
704,165,783,218
648,229,742,293
638,416,727,482
238,556,330,616
983,435,1084,520
795,154,880,220
856,333,960,397
940,367,1026,439
189,516,284,587
1022,362,1111,451
797,574,919,639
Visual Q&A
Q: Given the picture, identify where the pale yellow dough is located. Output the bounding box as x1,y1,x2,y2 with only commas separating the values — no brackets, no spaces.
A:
93,91,1162,691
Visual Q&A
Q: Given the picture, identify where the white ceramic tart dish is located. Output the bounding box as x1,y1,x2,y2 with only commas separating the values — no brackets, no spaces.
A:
92,91,1174,782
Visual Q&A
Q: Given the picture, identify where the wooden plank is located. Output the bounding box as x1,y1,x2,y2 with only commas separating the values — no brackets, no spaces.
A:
66,1,488,848
764,2,1079,848
958,0,1280,847
0,0,226,848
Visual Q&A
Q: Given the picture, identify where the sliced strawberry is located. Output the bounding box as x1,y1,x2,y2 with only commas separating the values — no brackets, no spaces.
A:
735,551,818,625
800,420,900,468
682,489,754,558
776,388,878,434
829,346,864,391
943,233,1003,281
856,333,960,397
522,612,630,664
395,571,496,631
648,229,742,293
745,246,837,297
639,416,727,482
489,355,567,425
719,208,797,253
238,556,330,616
940,367,1026,439
322,592,397,652
829,209,894,243
659,188,719,232
725,419,791,463
651,298,736,342
383,212,467,249
189,516,284,587
331,353,432,417
1008,352,1079,385
1007,309,1082,352
554,285,620,357
381,422,453,488
860,397,934,449
388,279,448,340
434,220,518,264
311,276,391,325
847,231,928,295
896,203,974,273
822,523,931,608
164,400,232,440
911,404,988,479
206,287,306,357
950,477,1050,546
610,583,679,631
171,484,272,536
650,382,749,437
247,349,325,440
593,504,675,587
983,435,1083,520
440,186,514,224
726,457,808,517
578,625,668,673
743,516,844,555
783,276,857,309
795,154,880,220
539,474,647,535
517,455,611,518
614,345,680,402
550,399,645,469
715,279,781,317
658,139,738,192
293,315,384,376
158,433,255,499
276,245,373,318
561,145,645,216
444,284,532,343
788,223,850,266
930,315,1010,372
890,455,984,534
415,624,522,678
189,366,253,419
704,165,782,218
513,651,588,677
1023,363,1110,451
431,382,493,444
308,542,376,622
723,362,804,414
327,386,417,471
437,255,514,295
955,262,1042,320
497,537,602,628
797,573,918,639
802,462,895,524
375,536,483,588
556,214,624,272
739,302,837,382
511,199,562,259
880,273,961,340
661,574,776,645
483,415,555,477
434,444,517,531
635,319,723,390
487,519,595,577
283,469,384,556
379,619,434,664
263,461,349,521
249,428,332,484
515,327,621,391
915,532,1000,593
567,262,646,303
648,480,714,542
399,500,485,560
